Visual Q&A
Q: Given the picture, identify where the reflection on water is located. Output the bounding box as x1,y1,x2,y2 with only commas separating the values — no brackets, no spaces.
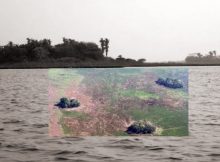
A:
0,67,220,162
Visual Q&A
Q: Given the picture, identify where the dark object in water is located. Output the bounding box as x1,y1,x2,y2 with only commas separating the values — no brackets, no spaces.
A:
55,97,80,108
155,77,183,89
126,120,156,134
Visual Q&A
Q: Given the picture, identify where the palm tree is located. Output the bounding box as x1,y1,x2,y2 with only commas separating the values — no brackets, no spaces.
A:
99,38,105,55
197,53,202,58
105,38,109,57
8,41,13,47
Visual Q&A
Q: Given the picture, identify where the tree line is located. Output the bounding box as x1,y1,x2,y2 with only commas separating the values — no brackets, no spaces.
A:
0,38,146,64
0,38,105,63
185,50,220,64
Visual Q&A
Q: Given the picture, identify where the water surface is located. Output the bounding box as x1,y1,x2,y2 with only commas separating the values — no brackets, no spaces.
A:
0,67,220,162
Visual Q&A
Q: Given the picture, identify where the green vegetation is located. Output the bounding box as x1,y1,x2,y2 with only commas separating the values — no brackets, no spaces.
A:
61,121,73,135
55,109,73,135
128,106,188,136
162,126,188,136
48,69,84,96
59,110,90,135
166,89,188,100
119,90,159,100
49,69,83,86
61,110,90,121
51,68,188,136
128,108,150,121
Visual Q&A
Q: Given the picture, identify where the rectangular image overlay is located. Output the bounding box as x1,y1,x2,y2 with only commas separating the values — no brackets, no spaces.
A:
49,68,188,136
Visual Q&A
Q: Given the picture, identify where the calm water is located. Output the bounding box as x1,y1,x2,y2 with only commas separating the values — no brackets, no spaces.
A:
0,67,220,162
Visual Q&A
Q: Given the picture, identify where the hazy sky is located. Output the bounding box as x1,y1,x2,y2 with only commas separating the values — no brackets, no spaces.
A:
0,0,220,61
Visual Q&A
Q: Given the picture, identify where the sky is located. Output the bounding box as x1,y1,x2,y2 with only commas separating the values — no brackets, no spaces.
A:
0,0,220,62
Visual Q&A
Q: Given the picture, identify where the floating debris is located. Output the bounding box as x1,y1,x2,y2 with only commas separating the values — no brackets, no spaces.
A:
155,77,183,89
55,97,80,109
126,120,156,134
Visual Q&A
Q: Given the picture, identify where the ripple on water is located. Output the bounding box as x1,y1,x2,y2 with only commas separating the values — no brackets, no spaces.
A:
0,68,220,162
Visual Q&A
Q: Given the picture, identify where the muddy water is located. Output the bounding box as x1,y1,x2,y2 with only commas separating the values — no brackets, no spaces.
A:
0,67,220,162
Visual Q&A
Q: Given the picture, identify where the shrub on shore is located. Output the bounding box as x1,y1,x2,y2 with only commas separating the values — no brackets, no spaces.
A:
155,77,183,89
55,97,80,108
126,120,156,134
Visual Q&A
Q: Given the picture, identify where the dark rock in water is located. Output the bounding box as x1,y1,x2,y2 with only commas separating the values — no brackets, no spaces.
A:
126,120,156,134
155,77,183,89
55,97,80,109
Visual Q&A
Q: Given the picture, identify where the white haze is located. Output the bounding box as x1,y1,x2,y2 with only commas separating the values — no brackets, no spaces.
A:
0,0,220,62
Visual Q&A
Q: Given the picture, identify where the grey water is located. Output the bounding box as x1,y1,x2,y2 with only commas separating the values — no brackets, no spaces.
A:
0,67,220,162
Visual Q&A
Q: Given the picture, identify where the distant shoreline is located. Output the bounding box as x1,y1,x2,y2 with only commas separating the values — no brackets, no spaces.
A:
1,61,220,69
1,37,220,69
